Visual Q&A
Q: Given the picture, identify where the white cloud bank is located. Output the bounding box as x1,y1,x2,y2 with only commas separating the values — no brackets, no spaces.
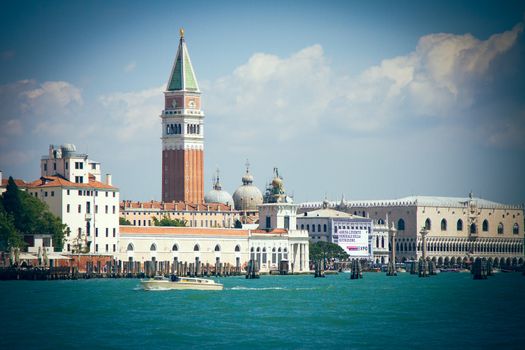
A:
204,23,523,145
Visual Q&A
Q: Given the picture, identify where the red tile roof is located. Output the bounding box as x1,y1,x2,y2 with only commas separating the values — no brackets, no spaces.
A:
1,179,28,188
120,200,233,212
27,176,117,190
120,226,249,237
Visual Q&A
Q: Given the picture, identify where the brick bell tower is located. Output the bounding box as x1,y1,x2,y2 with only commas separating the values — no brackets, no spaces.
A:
161,29,204,203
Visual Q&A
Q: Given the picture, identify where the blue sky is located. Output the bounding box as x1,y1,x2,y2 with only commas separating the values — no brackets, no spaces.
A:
1,0,524,205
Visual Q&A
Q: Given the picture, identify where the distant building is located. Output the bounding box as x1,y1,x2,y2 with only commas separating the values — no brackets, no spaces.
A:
297,200,375,261
26,144,119,256
119,168,310,274
120,200,237,228
300,194,524,267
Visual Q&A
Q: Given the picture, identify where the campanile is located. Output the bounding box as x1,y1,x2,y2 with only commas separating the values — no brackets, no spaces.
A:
161,29,204,203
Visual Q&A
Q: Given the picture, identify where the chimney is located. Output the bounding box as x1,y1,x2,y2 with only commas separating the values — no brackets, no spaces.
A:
105,173,112,186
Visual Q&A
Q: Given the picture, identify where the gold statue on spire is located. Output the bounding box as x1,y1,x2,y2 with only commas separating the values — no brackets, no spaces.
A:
180,28,185,38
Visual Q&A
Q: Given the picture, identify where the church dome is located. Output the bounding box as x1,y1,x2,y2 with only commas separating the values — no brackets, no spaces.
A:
205,189,234,207
204,170,234,207
233,168,263,212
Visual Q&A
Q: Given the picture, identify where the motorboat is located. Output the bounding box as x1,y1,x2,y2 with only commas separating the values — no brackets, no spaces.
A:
141,275,223,291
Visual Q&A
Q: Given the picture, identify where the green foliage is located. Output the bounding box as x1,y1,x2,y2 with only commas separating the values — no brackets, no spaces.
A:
309,241,349,263
1,176,67,251
0,209,23,251
119,217,131,225
152,215,187,227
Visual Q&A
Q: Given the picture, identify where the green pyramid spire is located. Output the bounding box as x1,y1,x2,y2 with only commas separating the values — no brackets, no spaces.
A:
167,31,200,92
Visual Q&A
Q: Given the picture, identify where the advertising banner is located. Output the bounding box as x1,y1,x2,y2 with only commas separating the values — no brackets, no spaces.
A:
336,229,369,257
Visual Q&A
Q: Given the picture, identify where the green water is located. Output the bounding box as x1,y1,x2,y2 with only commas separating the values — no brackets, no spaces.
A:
1,273,524,349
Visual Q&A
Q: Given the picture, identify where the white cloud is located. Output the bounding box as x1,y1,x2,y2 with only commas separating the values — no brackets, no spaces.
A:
124,61,137,73
203,23,523,149
99,85,163,141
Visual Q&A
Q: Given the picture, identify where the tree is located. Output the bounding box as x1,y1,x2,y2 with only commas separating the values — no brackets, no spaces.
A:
0,209,23,251
119,217,131,225
1,176,67,251
152,216,187,227
309,241,349,264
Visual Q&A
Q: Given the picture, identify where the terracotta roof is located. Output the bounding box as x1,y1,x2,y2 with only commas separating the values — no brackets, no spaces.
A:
120,200,233,212
27,176,117,190
1,179,28,188
120,226,249,237
251,228,288,235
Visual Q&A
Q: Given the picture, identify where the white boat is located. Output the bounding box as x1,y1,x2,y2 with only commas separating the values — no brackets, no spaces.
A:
141,275,223,291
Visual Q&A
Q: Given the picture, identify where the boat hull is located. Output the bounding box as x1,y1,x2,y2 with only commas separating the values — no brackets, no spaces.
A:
141,279,223,291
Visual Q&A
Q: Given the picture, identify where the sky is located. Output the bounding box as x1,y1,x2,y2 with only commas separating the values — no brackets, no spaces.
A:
1,0,524,205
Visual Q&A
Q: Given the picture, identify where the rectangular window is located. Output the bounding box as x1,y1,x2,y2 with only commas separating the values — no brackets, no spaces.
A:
143,220,146,226
113,244,116,252
266,216,271,229
113,228,116,237
95,191,98,197
78,205,81,213
105,244,108,252
65,162,68,170
44,163,47,171
95,205,98,214
113,206,116,214
95,228,98,237
75,162,83,169
44,192,48,197
86,202,91,214
105,192,108,197
67,204,70,213
95,244,98,252
87,224,90,236
105,205,108,214
133,220,136,225
78,190,82,196
284,216,290,230
50,191,54,197
67,189,70,195
91,163,96,170
53,163,56,170
67,244,70,251
105,228,108,237
113,192,116,198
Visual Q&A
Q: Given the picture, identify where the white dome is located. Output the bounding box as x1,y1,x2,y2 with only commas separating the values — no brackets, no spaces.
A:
205,189,234,207
233,185,263,212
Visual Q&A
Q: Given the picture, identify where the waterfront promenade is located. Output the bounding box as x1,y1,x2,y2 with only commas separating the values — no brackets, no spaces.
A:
1,273,524,349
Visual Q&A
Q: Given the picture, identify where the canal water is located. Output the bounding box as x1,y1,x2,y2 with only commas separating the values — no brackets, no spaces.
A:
1,272,524,349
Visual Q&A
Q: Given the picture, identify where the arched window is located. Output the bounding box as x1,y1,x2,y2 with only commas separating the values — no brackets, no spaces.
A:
513,223,519,235
193,244,200,251
440,219,447,231
376,236,379,248
470,224,477,234
214,244,221,252
284,248,288,260
497,223,504,234
397,218,405,231
262,248,267,263
318,224,321,232
482,220,488,232
306,224,310,231
235,245,241,252
301,224,304,230
312,225,316,232
172,244,178,251
150,243,156,251
378,218,385,225
127,243,134,251
323,224,327,232
381,236,385,248
425,218,431,230
457,219,463,231
272,248,276,263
